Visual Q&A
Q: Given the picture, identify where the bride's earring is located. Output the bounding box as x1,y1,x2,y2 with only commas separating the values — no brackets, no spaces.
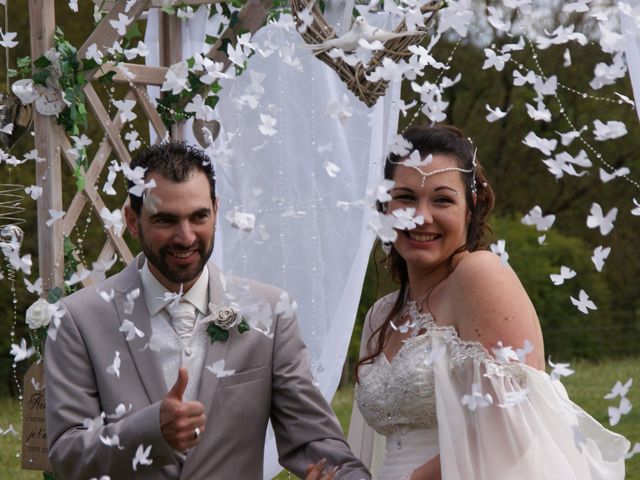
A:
382,242,392,269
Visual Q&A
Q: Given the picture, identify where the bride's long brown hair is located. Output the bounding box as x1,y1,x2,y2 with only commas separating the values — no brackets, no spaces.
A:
356,124,495,381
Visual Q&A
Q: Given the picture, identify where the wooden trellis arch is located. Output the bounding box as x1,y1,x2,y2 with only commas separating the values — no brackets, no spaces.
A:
23,0,272,471
29,0,273,295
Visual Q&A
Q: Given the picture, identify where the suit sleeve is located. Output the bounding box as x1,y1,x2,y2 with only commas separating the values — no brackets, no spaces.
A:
45,303,177,479
269,311,371,480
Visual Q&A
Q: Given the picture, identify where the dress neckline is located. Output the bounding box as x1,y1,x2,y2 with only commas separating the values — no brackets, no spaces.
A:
381,302,435,365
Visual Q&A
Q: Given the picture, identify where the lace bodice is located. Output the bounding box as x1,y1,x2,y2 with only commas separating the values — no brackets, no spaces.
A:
355,303,438,444
355,300,526,445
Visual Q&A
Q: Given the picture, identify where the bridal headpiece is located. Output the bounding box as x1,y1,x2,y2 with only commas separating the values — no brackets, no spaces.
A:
393,145,480,192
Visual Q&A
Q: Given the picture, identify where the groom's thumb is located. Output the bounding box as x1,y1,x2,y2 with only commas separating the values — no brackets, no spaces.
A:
168,367,188,401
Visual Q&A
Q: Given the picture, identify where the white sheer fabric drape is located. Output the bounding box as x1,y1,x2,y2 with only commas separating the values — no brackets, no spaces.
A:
145,5,401,478
430,329,628,479
622,0,640,123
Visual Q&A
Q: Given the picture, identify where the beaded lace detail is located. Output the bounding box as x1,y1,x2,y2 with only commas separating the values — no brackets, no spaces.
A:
355,302,438,445
355,299,526,445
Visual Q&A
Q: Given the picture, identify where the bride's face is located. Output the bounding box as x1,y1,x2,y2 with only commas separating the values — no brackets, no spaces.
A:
388,155,470,273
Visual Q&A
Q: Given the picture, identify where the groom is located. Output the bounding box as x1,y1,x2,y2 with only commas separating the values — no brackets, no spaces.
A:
45,142,369,480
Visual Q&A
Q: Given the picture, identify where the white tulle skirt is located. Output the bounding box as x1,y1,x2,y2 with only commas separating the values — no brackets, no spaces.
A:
377,429,439,480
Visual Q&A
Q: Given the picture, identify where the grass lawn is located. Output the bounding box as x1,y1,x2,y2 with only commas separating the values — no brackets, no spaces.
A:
1,358,637,480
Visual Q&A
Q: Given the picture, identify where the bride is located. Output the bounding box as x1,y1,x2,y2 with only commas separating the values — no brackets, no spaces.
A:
309,124,629,480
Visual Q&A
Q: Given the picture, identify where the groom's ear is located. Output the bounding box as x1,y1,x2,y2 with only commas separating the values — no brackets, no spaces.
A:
124,205,140,239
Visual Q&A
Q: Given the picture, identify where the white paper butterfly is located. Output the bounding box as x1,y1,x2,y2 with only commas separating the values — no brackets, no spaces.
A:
586,203,617,236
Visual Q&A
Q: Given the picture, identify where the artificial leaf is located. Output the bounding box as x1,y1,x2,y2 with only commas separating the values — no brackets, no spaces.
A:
33,55,52,69
207,323,229,343
48,286,64,304
125,22,142,41
98,70,117,84
238,319,250,334
32,69,51,86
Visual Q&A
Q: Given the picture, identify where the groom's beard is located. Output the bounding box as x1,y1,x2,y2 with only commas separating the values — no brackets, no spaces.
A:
138,226,214,286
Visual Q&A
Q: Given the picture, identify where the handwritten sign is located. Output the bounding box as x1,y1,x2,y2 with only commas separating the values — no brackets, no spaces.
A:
21,361,52,471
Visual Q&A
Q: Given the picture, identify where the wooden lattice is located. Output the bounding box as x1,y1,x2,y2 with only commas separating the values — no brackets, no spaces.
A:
28,0,273,292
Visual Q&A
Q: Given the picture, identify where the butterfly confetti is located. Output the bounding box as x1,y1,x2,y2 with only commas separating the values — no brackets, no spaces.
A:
113,99,137,123
604,378,633,400
226,208,256,232
258,114,278,136
274,291,297,320
132,444,152,471
485,104,511,123
461,383,493,411
550,266,577,286
591,245,611,272
586,203,617,236
100,207,125,237
10,339,35,362
570,289,597,314
522,205,556,231
46,209,65,227
206,359,235,378
593,119,627,141
100,433,124,449
599,166,630,183
608,397,632,426
106,351,121,378
124,288,140,315
392,207,424,231
548,357,575,381
490,239,509,265
119,319,145,341
109,13,133,36
522,132,557,156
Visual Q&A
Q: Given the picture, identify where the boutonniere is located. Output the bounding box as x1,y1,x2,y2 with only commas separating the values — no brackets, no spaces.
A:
207,306,250,344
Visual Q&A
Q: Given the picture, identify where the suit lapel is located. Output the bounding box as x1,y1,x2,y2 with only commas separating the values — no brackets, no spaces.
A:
195,262,229,412
182,263,232,475
114,255,168,404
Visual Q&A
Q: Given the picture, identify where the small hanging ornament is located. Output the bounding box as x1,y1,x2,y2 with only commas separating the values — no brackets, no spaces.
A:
193,118,221,148
0,93,33,149
0,224,24,245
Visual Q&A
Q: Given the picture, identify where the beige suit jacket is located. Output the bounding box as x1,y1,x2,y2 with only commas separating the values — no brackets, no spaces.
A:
45,255,369,480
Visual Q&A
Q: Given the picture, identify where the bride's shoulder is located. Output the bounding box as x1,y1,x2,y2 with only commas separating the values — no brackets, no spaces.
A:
450,250,518,289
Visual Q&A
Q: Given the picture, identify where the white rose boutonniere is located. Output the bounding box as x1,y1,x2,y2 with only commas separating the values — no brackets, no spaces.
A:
25,296,64,361
207,305,250,344
26,298,53,330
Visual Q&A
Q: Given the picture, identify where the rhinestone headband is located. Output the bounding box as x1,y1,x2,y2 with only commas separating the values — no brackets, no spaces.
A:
391,147,478,190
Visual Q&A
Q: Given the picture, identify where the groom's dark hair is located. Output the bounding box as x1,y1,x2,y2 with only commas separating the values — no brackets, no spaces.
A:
128,141,216,214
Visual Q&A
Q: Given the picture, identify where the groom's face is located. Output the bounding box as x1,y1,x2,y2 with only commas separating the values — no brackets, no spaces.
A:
125,170,217,293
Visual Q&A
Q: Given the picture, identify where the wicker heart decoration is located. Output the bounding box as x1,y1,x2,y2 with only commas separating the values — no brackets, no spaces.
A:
290,0,443,107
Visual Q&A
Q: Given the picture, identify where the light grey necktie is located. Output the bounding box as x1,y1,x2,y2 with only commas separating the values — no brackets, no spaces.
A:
166,301,197,345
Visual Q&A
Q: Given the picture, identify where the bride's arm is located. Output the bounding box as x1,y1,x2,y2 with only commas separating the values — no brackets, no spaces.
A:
408,454,441,480
450,251,545,369
430,252,628,479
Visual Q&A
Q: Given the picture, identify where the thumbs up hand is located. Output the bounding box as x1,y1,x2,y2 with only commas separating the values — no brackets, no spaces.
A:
160,368,206,451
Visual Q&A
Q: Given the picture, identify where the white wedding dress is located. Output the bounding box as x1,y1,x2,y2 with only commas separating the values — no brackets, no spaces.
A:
353,294,630,480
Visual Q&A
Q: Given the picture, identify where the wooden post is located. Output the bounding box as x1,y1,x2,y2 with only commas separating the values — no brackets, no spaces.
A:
159,11,185,141
29,0,64,292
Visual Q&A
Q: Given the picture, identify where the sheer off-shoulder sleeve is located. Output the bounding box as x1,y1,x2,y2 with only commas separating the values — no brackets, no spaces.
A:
431,327,629,480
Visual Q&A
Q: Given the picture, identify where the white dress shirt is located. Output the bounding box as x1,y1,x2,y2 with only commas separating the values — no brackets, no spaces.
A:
139,261,210,402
